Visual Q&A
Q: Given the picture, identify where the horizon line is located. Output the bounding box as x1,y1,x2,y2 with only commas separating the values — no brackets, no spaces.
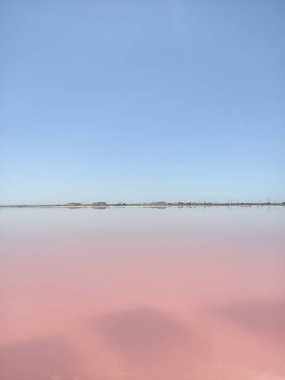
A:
1,200,284,208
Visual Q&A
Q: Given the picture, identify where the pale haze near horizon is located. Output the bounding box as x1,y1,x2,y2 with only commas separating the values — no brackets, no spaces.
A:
0,0,284,204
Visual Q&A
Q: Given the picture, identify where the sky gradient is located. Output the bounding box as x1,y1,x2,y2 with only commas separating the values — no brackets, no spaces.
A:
1,0,284,204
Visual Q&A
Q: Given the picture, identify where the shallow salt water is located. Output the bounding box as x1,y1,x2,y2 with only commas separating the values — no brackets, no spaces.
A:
0,207,284,380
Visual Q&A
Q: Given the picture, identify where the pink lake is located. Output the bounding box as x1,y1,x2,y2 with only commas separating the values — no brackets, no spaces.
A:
0,207,285,380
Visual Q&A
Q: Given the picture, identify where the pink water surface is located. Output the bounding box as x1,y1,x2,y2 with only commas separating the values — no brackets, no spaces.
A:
0,207,285,380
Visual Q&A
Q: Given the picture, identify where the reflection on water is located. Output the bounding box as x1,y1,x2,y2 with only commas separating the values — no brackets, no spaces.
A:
93,307,191,355
215,298,285,347
0,336,75,380
92,307,208,361
0,207,284,380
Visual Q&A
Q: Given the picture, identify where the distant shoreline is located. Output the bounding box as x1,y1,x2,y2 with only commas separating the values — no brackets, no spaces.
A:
1,202,284,209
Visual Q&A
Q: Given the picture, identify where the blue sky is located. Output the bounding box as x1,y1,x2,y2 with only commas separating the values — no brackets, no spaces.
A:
1,0,284,204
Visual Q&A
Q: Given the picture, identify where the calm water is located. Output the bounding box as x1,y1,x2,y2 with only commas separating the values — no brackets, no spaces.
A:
0,207,284,380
